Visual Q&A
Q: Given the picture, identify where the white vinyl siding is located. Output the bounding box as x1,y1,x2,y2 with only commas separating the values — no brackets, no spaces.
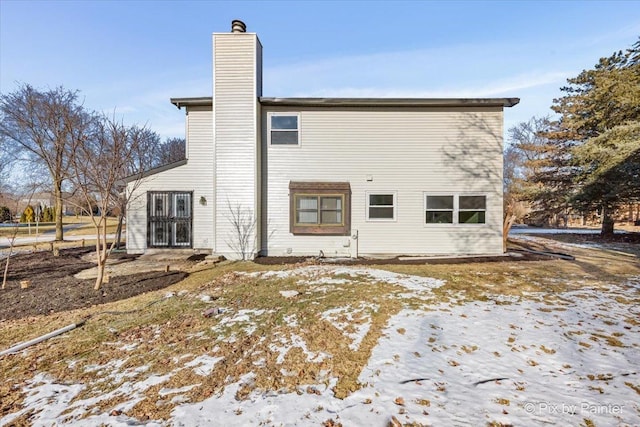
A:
127,105,214,253
213,33,262,259
261,106,504,256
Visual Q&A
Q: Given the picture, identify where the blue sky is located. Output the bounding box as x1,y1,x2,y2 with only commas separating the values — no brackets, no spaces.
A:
1,1,639,140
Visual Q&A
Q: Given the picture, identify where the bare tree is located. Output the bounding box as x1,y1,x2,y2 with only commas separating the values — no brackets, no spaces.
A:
153,137,186,167
501,117,557,249
67,114,149,290
112,126,162,249
0,136,12,192
225,200,257,261
2,180,40,289
0,84,92,241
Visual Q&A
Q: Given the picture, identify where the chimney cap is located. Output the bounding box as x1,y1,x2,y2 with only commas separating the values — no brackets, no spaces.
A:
231,20,246,33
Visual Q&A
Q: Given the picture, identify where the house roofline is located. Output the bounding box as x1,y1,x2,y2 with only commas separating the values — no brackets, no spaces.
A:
121,159,188,183
168,96,519,109
259,97,520,108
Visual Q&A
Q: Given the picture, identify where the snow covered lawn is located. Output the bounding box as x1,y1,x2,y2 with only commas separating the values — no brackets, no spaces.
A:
1,261,639,426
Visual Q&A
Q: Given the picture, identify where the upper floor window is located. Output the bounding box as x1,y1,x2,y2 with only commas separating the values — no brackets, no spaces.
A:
270,113,299,145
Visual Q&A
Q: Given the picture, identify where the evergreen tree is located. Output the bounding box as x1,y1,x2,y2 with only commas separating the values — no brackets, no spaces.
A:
0,206,10,222
540,38,640,234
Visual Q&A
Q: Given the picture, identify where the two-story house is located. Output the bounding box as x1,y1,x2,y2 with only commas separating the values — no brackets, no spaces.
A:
125,20,519,260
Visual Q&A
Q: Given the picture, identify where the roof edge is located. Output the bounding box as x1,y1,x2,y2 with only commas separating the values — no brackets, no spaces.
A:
259,97,520,108
122,159,188,183
170,97,213,109
167,96,520,109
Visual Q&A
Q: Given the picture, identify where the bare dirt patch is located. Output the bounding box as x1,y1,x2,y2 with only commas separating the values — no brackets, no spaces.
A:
0,248,188,320
255,250,551,266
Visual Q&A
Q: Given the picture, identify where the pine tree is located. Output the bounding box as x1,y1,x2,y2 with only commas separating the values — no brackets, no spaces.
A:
541,38,640,235
0,206,10,222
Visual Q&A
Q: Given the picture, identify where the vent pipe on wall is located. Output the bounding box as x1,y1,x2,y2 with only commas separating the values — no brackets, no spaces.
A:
231,20,246,33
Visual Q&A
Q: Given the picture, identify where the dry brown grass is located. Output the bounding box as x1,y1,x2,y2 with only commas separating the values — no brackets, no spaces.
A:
0,216,120,239
1,238,639,423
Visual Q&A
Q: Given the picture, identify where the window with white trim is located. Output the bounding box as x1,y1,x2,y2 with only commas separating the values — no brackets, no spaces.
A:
424,194,487,224
458,195,486,224
269,113,299,145
425,195,454,224
367,193,396,221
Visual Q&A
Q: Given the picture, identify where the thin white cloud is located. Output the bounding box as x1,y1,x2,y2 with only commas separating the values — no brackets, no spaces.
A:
263,40,577,99
288,70,570,99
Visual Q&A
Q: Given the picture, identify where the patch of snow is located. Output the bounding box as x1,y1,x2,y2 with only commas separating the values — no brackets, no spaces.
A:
308,277,350,285
118,343,138,351
0,372,168,427
283,314,298,327
169,282,640,426
8,275,639,426
217,309,266,326
247,266,444,298
83,358,127,374
185,355,225,376
321,303,377,351
269,332,329,364
0,373,85,427
212,309,272,339
279,290,299,298
199,294,214,303
159,384,200,396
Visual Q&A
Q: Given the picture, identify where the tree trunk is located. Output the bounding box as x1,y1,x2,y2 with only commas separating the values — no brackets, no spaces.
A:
53,183,64,241
502,213,516,253
115,214,124,249
94,259,105,290
2,247,12,289
601,206,615,236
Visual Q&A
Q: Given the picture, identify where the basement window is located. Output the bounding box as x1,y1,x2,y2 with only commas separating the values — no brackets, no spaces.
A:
270,113,299,145
289,181,351,235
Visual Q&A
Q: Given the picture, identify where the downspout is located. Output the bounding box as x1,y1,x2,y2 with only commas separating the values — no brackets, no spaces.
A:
352,229,359,259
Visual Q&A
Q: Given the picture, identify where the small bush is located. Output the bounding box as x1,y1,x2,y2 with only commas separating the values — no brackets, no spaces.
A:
42,206,53,222
0,206,10,222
